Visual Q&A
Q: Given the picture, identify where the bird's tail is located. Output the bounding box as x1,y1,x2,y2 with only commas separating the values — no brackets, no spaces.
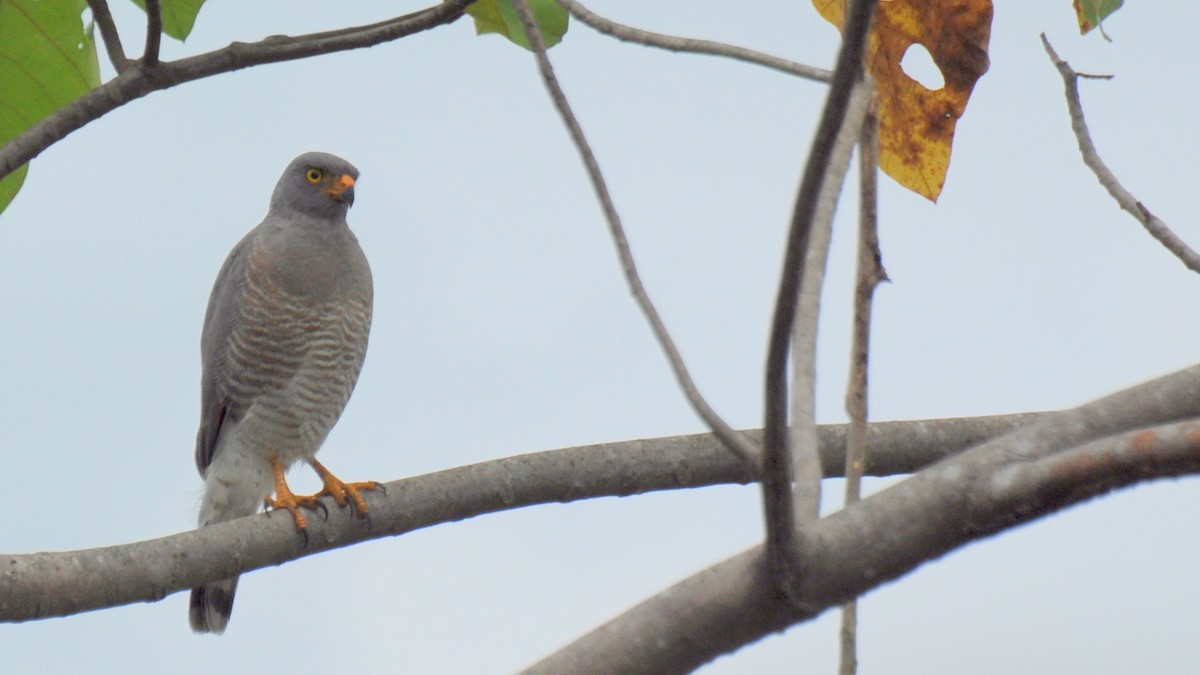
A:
190,578,238,634
189,456,269,635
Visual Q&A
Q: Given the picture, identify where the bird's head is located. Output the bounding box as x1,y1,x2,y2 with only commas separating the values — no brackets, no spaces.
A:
269,151,360,220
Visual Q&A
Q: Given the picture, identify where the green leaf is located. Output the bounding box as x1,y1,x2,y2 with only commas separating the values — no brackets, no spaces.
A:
466,0,568,50
0,165,29,215
0,0,100,216
130,0,207,41
1073,0,1124,37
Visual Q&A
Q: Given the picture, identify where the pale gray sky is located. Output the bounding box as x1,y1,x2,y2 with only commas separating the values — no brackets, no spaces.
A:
2,2,1197,673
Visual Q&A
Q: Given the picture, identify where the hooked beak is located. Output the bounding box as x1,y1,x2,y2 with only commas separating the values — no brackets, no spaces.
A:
325,174,356,206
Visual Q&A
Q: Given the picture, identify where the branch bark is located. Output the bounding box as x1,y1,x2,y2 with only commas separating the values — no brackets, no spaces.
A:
0,0,473,183
0,412,1041,622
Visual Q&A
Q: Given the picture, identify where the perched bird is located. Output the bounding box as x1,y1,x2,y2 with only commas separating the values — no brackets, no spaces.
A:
189,152,376,634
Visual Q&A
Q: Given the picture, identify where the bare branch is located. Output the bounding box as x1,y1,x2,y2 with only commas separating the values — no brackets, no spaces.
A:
85,0,130,73
143,0,162,65
556,0,831,83
510,0,759,469
840,92,883,675
790,76,873,525
762,0,878,588
0,413,1043,623
0,0,473,183
1040,34,1200,275
528,366,1200,673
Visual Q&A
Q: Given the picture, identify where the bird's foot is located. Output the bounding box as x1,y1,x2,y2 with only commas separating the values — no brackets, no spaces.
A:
308,458,380,516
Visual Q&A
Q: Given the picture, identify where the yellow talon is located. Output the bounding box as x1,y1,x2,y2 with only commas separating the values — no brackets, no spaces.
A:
264,456,378,532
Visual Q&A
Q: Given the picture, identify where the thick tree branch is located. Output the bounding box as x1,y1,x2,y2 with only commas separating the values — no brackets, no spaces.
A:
143,0,162,65
762,0,877,587
510,0,758,469
556,0,831,83
1041,34,1200,275
527,366,1200,673
0,0,473,183
0,413,1041,622
85,0,130,73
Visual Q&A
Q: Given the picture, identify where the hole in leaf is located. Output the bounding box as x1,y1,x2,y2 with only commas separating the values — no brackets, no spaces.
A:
900,44,944,91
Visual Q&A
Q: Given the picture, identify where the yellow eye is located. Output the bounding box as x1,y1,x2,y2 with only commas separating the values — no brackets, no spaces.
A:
305,168,324,183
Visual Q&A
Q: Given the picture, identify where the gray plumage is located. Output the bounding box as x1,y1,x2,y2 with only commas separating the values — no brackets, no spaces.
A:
189,152,373,634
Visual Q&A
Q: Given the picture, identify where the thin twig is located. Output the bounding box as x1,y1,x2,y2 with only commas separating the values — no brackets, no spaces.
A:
0,1,472,183
1040,34,1200,275
557,0,831,83
839,90,885,675
510,0,759,470
143,0,162,65
844,94,883,524
85,0,129,73
789,77,873,525
761,0,879,588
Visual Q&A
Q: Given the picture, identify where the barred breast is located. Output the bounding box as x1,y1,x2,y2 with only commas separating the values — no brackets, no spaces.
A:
220,231,373,466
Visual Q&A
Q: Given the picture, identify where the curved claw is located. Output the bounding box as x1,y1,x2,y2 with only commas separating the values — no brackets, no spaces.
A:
315,499,330,522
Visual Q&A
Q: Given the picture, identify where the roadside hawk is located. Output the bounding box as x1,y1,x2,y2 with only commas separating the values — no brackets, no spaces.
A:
189,152,376,634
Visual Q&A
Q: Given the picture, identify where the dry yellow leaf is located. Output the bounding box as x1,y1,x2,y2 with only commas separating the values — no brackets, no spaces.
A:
813,0,993,201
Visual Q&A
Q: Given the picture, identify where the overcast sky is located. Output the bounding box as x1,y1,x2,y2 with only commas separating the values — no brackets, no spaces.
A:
2,2,1197,673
